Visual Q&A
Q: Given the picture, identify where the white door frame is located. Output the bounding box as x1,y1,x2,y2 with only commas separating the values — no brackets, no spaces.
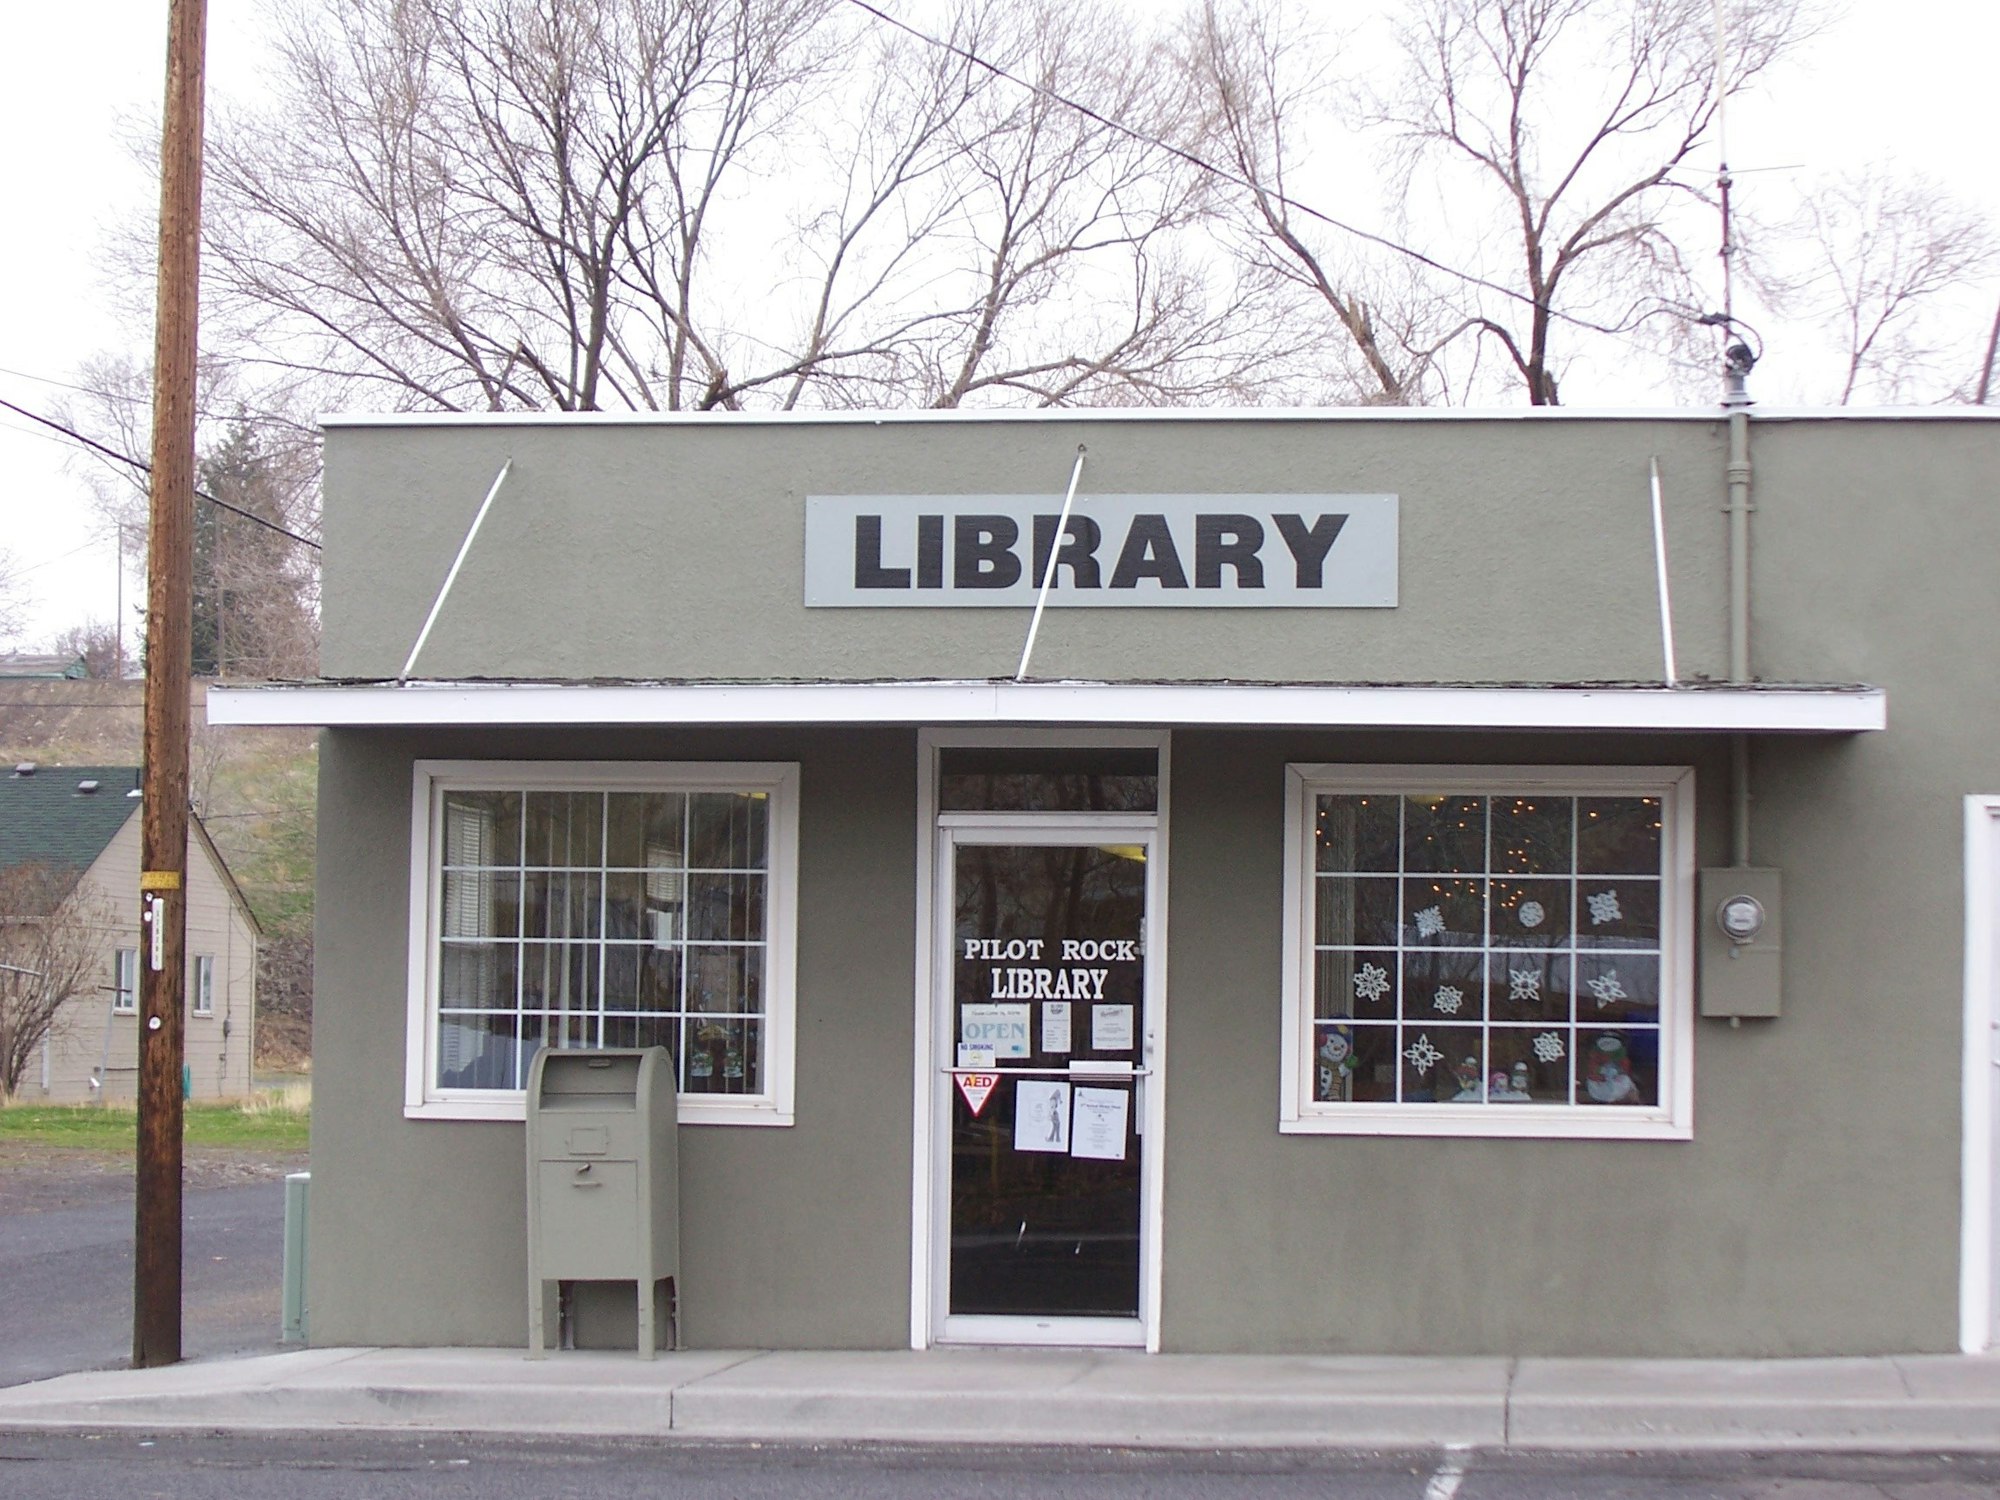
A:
1961,796,2000,1352
909,728,1171,1351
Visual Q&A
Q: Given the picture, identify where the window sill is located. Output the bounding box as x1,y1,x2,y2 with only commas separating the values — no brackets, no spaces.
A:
405,1096,794,1127
1280,1107,1689,1141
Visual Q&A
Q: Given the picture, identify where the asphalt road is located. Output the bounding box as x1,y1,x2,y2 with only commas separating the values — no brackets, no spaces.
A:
0,1178,286,1387
2,1435,1999,1499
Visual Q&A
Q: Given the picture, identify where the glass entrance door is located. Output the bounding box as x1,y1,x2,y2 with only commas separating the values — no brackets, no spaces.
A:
938,831,1151,1343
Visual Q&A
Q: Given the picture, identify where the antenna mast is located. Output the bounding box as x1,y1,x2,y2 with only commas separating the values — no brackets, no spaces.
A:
1712,0,1734,325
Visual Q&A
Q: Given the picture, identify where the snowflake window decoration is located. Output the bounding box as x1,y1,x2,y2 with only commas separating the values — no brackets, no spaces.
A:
1531,1031,1565,1063
1353,962,1392,1003
1412,904,1445,939
1402,1033,1443,1074
1586,889,1623,926
1518,900,1545,929
1586,971,1627,1007
1432,985,1464,1015
1507,968,1541,1002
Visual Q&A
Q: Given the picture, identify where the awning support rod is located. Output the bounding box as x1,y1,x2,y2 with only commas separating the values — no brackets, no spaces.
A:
401,458,513,682
1014,445,1087,682
1649,456,1679,686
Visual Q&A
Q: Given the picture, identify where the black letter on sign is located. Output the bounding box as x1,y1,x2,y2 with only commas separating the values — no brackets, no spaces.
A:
1195,514,1265,589
917,515,945,589
1274,513,1348,589
854,515,910,589
1109,514,1189,590
955,515,1022,589
1031,513,1104,590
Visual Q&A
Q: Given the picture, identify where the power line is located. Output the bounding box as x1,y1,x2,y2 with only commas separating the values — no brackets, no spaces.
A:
0,365,313,435
0,396,320,553
840,0,1624,339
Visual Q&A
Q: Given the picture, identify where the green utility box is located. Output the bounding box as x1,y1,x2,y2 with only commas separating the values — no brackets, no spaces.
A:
525,1047,680,1358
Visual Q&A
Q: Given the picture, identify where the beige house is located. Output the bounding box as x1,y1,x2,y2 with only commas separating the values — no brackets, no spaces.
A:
2,764,258,1102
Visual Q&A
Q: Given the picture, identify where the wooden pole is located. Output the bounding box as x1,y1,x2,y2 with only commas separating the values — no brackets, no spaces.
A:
135,0,208,1370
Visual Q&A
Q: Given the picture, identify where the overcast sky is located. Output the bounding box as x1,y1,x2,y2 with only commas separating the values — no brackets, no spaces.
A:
1,0,1995,648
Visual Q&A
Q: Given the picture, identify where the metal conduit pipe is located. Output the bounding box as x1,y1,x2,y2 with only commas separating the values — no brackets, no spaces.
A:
1725,405,1753,867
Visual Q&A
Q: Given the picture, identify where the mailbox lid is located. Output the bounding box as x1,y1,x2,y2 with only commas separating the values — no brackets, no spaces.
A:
533,1050,646,1103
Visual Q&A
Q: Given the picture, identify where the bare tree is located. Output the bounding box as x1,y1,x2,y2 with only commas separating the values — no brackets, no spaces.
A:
0,864,114,1100
45,622,122,679
1369,0,1810,404
1759,168,1998,404
1182,0,1447,404
60,356,321,679
196,0,1286,414
0,550,28,645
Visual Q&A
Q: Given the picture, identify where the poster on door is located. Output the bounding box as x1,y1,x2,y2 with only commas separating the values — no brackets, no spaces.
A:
1014,1079,1071,1153
1070,1087,1130,1161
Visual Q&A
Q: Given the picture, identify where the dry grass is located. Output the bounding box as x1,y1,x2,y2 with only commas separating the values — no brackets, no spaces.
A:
240,1079,312,1117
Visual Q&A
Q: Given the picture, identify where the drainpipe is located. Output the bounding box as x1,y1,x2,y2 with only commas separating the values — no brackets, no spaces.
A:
1720,341,1755,868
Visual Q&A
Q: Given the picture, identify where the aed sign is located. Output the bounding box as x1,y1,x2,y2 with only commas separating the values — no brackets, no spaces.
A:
803,493,1398,608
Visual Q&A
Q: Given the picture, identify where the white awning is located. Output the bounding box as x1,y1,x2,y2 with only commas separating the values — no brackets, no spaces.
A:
208,679,1885,733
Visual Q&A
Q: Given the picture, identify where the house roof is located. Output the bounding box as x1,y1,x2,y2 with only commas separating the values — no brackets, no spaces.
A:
0,765,141,874
0,654,88,680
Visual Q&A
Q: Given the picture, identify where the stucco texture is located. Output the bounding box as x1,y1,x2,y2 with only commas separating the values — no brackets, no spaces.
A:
309,727,917,1349
320,414,1734,686
303,411,2000,1356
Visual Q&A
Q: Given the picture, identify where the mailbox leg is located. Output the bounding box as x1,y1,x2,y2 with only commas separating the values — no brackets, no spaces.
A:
529,1278,558,1359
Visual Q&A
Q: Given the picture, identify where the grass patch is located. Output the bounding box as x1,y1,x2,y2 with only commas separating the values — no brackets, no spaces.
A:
0,1094,309,1152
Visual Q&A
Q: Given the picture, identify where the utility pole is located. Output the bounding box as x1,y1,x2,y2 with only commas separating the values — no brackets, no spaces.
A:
135,0,208,1370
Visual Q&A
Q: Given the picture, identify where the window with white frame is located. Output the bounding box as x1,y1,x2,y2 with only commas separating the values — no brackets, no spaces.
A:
192,954,214,1016
1282,765,1693,1139
407,761,799,1125
113,948,138,1014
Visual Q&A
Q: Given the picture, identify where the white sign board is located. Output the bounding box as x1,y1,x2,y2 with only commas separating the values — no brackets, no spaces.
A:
804,494,1398,608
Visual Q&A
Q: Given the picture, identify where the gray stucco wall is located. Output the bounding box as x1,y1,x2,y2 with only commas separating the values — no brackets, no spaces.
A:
1161,729,1955,1356
303,410,2000,1356
310,726,917,1349
319,413,1735,685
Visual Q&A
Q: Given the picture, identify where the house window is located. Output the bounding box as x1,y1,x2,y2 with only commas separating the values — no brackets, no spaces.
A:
1282,764,1693,1140
113,948,138,1014
192,955,214,1016
406,761,800,1126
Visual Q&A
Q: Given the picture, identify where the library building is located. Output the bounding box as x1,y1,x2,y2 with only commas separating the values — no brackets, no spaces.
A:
214,403,2000,1358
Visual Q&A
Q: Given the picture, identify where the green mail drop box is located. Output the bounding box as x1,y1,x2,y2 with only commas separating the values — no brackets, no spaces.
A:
525,1047,680,1358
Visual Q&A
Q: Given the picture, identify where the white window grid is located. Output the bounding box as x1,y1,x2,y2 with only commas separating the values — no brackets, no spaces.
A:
192,954,214,1016
1281,764,1694,1141
406,760,799,1126
434,791,769,1092
113,948,138,1014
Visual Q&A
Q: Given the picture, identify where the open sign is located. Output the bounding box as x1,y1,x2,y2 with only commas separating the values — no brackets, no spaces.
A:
959,1003,1031,1057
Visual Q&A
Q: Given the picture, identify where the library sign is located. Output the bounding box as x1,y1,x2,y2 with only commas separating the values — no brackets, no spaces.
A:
803,494,1398,608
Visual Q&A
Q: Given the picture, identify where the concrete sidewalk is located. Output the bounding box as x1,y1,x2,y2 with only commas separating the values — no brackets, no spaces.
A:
3,1347,2000,1452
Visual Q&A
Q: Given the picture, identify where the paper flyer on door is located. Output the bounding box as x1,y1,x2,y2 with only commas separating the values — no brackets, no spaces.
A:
1041,1001,1072,1052
1071,1087,1129,1160
1091,1003,1134,1050
1014,1079,1071,1153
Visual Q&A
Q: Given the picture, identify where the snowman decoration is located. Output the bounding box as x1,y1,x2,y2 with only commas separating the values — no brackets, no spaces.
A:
1584,1035,1641,1104
1317,1027,1358,1101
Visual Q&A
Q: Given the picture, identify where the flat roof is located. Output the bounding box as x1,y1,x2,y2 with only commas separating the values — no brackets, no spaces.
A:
318,405,2000,429
208,679,1885,734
